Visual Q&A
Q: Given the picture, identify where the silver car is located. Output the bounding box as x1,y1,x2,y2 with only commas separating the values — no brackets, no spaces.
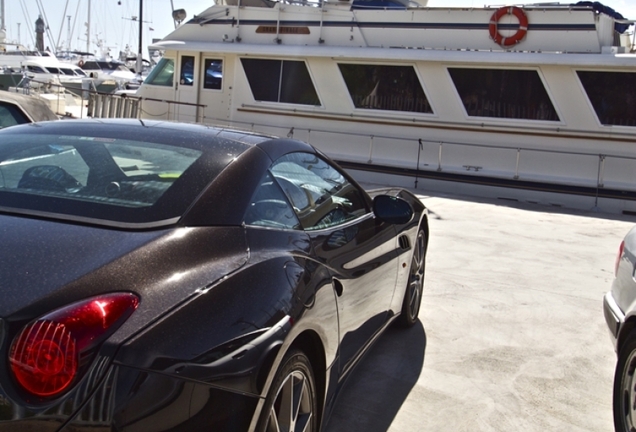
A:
604,225,636,432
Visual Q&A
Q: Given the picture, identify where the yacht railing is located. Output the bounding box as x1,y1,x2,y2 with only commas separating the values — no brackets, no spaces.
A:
5,76,141,119
96,94,636,208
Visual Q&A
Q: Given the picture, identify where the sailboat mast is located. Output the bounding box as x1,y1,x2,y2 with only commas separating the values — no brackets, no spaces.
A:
86,0,91,52
1,0,5,31
136,0,142,75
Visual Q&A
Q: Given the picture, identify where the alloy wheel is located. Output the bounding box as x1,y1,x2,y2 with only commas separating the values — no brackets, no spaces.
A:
406,230,426,321
266,369,314,432
619,348,636,431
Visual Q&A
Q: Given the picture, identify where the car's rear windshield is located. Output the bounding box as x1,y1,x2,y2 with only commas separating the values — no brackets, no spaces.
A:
0,132,246,227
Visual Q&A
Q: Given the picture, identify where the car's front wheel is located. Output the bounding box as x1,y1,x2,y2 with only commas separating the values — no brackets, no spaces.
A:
397,228,426,328
259,349,318,432
614,332,636,431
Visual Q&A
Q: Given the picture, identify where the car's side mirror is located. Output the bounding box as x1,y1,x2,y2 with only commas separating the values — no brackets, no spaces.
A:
373,195,413,225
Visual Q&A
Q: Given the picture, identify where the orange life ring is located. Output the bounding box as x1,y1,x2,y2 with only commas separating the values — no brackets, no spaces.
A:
489,6,528,47
78,60,84,67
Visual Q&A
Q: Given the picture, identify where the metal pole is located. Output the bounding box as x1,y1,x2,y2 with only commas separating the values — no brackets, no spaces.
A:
86,0,91,52
67,15,71,51
137,0,143,76
415,139,423,189
598,154,606,188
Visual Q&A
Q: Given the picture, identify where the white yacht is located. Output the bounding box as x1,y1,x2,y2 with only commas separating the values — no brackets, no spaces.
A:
0,49,88,86
135,1,636,213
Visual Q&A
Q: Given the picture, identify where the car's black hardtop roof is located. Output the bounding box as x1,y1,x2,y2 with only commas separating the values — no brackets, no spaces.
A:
2,119,317,160
0,119,322,228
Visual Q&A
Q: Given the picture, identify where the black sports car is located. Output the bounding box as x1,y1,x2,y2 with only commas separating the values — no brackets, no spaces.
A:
0,119,428,431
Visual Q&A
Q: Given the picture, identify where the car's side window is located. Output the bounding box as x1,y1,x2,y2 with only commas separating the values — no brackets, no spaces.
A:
270,152,369,230
244,172,301,230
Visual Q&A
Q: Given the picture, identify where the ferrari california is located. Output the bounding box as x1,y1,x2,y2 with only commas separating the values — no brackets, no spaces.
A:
0,119,428,431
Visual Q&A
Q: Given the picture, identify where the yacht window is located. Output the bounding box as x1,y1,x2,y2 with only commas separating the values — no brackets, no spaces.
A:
180,56,194,86
241,58,320,105
203,59,223,90
144,58,174,87
46,67,62,74
338,64,432,114
26,65,47,74
449,68,559,121
577,71,636,127
81,61,99,70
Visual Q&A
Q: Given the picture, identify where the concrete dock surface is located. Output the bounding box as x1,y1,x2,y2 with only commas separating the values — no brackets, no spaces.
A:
325,189,635,432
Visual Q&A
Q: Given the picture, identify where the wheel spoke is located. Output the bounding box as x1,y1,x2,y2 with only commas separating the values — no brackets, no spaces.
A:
268,369,314,432
267,408,281,432
621,351,636,430
294,377,312,432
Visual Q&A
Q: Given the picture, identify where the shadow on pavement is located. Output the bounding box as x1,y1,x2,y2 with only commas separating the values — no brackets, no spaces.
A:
324,320,427,432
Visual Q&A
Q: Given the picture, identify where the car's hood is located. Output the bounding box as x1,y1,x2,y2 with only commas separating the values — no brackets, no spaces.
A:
0,214,249,323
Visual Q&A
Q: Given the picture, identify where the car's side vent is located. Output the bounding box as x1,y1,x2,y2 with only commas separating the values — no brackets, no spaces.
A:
398,235,410,251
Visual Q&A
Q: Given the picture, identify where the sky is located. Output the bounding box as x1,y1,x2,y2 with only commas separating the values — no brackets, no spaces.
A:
1,0,635,58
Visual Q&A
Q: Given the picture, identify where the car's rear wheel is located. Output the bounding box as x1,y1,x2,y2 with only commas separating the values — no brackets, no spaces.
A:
260,349,318,432
397,228,426,328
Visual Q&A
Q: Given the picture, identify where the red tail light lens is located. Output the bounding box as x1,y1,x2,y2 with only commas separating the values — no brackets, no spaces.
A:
9,292,139,398
616,240,625,277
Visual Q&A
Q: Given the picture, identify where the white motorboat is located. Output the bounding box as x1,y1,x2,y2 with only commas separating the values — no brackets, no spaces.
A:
135,0,636,213
0,49,88,86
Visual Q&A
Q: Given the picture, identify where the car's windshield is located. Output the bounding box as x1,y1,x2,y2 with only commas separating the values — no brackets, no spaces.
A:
0,130,246,226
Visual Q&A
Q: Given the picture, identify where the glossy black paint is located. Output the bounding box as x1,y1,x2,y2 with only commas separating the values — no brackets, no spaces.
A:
0,119,428,431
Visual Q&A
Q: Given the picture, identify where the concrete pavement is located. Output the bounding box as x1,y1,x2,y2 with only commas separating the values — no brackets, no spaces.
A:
325,189,635,432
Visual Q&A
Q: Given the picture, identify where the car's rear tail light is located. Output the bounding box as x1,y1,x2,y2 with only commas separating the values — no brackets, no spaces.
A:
9,292,139,398
615,240,625,277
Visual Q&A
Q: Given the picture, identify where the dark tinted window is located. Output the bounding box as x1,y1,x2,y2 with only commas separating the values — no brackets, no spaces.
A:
26,65,47,73
244,172,300,230
449,68,559,121
204,59,223,90
0,102,30,128
271,153,368,230
0,129,248,225
180,56,194,86
338,64,432,113
241,58,320,105
577,71,636,127
81,61,99,70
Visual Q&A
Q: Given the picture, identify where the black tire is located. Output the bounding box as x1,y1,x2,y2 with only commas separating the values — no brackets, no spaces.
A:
397,228,426,328
258,349,318,432
614,331,636,431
